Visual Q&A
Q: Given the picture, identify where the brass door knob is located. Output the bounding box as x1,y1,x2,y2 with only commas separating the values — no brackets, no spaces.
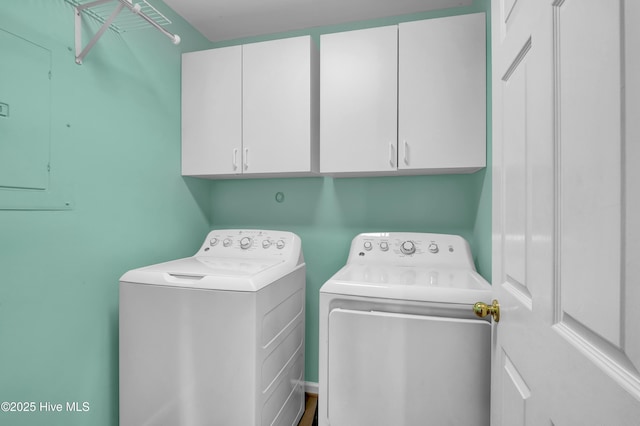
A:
473,299,500,322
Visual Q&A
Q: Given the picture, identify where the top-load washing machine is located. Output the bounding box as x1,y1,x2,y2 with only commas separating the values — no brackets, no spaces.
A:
319,232,492,426
119,229,305,426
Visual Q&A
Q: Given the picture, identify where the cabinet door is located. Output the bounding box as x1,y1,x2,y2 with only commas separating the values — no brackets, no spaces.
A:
242,36,318,175
398,14,486,173
320,26,398,175
182,46,242,176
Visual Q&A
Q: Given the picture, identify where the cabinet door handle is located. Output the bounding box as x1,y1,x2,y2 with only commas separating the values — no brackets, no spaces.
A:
403,141,409,165
389,143,396,168
232,148,238,170
244,147,249,170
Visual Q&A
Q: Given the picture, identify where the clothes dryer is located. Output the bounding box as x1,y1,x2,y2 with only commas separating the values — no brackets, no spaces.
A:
120,229,305,426
319,232,491,426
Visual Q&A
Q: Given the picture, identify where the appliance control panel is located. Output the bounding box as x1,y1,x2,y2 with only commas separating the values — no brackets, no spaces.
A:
194,229,300,260
347,232,476,269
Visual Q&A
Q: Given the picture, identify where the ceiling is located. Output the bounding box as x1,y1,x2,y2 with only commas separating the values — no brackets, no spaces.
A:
162,0,474,43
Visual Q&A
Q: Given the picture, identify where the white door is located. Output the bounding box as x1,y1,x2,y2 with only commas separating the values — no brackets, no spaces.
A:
398,14,486,173
181,46,242,176
242,36,317,175
491,0,640,424
320,26,398,174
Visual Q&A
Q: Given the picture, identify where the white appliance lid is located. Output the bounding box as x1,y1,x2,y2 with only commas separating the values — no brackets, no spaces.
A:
177,257,284,276
120,256,291,291
321,263,491,304
120,229,304,292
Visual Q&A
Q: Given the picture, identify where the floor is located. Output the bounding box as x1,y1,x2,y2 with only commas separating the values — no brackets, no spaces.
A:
297,393,318,426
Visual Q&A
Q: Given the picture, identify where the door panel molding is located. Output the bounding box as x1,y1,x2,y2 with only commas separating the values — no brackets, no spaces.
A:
501,37,531,82
552,0,640,400
624,0,640,380
554,318,640,399
501,36,533,307
554,0,623,347
501,350,531,426
503,279,533,311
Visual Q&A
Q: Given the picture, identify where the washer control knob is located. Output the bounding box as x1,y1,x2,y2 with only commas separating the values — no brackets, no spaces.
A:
380,241,389,252
363,241,373,251
276,240,286,249
262,239,272,249
400,241,416,255
428,243,439,254
209,237,219,247
223,238,232,247
240,237,252,249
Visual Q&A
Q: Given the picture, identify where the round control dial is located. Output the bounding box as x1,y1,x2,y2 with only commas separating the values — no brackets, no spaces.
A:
240,237,252,249
363,241,373,251
276,240,286,249
400,241,416,255
380,241,389,252
209,237,219,247
428,243,439,254
262,240,272,249
223,238,232,247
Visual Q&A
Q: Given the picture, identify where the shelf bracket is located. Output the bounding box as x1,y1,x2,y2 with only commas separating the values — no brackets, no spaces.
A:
71,0,181,65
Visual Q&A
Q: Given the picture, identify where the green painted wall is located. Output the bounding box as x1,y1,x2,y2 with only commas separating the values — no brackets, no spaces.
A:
206,0,492,384
0,2,211,425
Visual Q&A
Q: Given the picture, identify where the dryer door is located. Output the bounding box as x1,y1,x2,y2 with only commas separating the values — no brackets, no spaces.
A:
327,308,490,426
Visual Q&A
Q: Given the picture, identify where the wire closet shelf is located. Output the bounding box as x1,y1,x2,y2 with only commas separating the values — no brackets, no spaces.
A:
65,0,180,64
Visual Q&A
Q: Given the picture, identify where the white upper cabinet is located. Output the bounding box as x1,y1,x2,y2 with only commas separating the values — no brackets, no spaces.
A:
182,46,242,176
320,26,398,175
398,14,486,173
243,36,319,175
181,36,319,178
320,13,486,176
